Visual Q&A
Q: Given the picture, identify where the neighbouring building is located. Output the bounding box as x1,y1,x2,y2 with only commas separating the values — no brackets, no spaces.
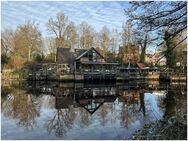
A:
145,54,153,65
182,47,187,67
176,44,187,68
152,52,167,66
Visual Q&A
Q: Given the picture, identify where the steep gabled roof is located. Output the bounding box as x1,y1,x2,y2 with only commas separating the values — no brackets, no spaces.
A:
56,48,74,64
136,63,147,69
56,48,88,64
77,99,104,114
55,96,74,109
56,47,104,64
75,47,104,60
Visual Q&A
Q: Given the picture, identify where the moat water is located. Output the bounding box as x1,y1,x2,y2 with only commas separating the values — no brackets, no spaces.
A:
1,81,187,140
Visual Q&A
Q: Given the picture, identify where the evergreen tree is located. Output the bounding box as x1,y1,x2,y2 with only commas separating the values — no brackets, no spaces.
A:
164,31,177,68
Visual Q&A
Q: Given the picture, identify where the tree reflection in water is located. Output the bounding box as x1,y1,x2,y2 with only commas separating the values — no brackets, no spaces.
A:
163,91,176,118
139,92,146,116
78,107,91,127
45,106,77,137
2,85,41,130
98,104,109,126
163,89,187,119
45,110,67,137
1,86,14,117
14,95,41,130
119,90,141,128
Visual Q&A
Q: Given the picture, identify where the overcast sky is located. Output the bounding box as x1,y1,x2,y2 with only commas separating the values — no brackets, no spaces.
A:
2,1,130,36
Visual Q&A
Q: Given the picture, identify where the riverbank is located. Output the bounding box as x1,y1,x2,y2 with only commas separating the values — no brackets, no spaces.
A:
1,69,27,80
127,114,187,140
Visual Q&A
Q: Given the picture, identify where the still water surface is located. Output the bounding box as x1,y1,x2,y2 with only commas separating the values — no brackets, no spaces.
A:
1,81,187,140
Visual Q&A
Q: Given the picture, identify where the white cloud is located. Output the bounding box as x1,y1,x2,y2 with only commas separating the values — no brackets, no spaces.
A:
1,1,129,35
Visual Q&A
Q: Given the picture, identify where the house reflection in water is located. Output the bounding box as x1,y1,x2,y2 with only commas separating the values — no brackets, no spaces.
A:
55,95,74,109
54,86,117,114
24,81,150,116
53,84,143,115
25,81,187,117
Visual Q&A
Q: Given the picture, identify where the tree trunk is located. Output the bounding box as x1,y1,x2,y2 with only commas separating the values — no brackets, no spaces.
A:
28,46,31,62
140,34,148,63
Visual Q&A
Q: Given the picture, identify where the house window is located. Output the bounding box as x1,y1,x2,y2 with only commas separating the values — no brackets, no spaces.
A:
88,51,93,61
47,67,52,70
93,51,97,62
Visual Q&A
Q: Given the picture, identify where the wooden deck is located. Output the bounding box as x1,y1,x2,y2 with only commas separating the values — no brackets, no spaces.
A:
26,64,186,82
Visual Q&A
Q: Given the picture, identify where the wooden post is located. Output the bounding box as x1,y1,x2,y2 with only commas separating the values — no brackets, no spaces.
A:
74,61,76,82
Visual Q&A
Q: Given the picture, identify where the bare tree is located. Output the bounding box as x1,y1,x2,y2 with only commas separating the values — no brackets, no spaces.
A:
65,22,78,51
121,21,133,46
1,28,15,56
133,31,151,64
43,37,56,54
79,21,94,49
93,32,101,49
1,29,15,70
99,26,110,58
120,21,140,64
46,12,69,48
126,1,187,51
110,29,119,56
43,37,56,62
